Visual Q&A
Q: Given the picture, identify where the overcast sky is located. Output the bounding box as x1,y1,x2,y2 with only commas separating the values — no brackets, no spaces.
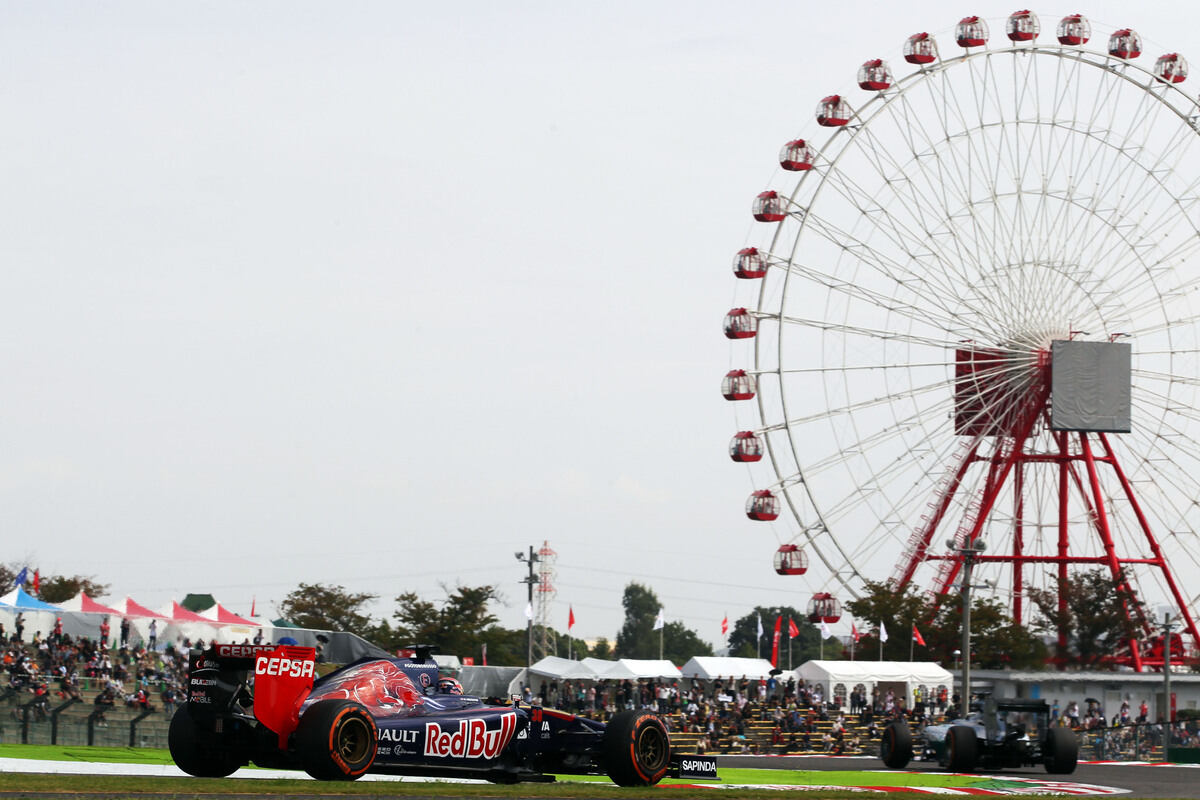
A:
4,2,1199,651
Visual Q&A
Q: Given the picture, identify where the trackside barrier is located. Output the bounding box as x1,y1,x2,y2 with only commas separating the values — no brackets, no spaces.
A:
129,708,156,747
1075,721,1200,762
49,697,80,745
14,703,29,744
86,708,104,746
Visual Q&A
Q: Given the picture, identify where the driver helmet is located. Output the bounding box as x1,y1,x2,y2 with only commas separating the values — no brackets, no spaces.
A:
437,677,463,695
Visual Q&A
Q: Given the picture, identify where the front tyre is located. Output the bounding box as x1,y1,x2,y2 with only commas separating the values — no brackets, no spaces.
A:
880,720,913,768
296,699,377,780
1044,727,1079,774
168,706,244,778
602,710,670,787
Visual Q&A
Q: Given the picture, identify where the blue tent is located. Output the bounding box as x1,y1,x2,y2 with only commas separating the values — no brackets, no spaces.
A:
0,586,65,611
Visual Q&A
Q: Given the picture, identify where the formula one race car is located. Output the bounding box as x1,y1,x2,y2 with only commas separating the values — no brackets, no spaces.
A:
170,643,717,785
880,697,1077,774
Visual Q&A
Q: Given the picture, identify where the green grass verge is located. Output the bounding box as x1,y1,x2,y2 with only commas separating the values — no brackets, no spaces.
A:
0,742,176,764
0,743,1145,799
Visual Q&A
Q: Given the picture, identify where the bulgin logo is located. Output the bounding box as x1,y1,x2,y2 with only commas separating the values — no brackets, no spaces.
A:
254,656,315,678
423,713,517,759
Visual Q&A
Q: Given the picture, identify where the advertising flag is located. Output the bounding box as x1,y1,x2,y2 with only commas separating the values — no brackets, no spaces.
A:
568,606,575,631
820,618,833,639
653,609,665,630
851,620,861,643
756,614,764,640
13,567,27,587
770,615,782,666
32,570,39,595
912,623,926,646
721,615,729,636
788,618,800,638
879,621,889,642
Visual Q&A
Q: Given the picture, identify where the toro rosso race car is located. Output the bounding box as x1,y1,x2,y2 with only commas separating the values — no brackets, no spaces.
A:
170,643,717,785
880,697,1078,774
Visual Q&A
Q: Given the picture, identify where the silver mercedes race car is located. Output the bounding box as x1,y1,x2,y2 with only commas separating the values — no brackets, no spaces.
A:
880,697,1077,774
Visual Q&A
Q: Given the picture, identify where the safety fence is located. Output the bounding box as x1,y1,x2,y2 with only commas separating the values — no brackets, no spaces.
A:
1077,721,1200,763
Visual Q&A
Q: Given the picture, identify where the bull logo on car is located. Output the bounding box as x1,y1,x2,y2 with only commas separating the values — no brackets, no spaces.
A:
423,713,517,759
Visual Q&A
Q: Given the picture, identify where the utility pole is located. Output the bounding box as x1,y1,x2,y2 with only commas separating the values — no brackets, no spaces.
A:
1165,613,1172,722
948,537,987,711
515,546,539,677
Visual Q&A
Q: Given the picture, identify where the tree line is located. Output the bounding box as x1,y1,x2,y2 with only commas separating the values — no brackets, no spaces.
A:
0,560,1149,670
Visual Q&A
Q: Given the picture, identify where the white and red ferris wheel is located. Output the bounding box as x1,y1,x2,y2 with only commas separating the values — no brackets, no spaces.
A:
724,11,1200,669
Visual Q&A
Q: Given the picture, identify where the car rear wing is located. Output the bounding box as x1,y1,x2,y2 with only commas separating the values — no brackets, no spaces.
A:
186,643,317,747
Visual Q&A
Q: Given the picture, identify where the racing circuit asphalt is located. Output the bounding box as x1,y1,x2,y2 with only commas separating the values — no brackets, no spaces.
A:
720,754,1198,797
2,754,1198,797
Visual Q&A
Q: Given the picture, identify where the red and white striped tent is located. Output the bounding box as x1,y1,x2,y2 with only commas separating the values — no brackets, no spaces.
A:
55,591,123,616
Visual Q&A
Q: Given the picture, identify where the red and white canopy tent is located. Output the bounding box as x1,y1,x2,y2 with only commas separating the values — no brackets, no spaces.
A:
120,597,170,619
205,604,260,627
56,592,124,616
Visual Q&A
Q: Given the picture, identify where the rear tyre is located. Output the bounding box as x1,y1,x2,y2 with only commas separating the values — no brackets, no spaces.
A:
945,725,978,773
602,710,671,787
168,706,244,778
296,699,377,781
1044,727,1079,774
880,720,913,768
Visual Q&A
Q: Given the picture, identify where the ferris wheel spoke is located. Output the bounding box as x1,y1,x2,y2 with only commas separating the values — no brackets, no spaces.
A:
1115,435,1200,530
778,374,953,430
1070,86,1175,274
796,397,958,482
817,153,977,300
775,313,957,350
829,111,990,291
795,210,1002,336
1131,386,1200,429
771,256,979,338
887,89,992,266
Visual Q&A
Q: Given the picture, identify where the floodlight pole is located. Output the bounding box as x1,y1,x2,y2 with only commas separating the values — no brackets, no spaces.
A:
516,546,539,677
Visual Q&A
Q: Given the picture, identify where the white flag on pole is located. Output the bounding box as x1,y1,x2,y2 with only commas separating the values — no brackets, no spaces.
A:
879,620,889,642
756,614,763,639
653,609,664,630
820,619,833,640
524,602,533,620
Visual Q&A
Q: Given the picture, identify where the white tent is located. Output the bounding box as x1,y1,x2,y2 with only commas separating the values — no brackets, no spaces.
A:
680,656,776,680
596,659,682,680
529,656,600,680
796,660,953,710
433,654,463,672
581,657,617,676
